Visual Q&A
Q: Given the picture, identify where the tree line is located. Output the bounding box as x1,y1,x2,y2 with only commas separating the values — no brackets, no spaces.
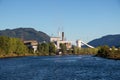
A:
0,36,58,58
37,44,120,60
0,36,98,58
1,36,120,60
37,43,98,55
0,36,28,57
96,45,120,59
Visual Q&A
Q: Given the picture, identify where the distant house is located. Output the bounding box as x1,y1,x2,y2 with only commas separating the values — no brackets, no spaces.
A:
24,40,38,53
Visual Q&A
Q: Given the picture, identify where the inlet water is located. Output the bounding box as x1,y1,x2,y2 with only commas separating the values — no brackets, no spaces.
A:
0,55,120,80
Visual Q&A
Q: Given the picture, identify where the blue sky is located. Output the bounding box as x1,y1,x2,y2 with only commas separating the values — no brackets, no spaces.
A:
0,0,120,43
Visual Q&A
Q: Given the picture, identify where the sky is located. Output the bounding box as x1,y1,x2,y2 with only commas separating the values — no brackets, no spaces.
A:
0,0,120,43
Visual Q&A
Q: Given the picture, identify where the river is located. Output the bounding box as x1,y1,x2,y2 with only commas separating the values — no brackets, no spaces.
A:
0,55,120,80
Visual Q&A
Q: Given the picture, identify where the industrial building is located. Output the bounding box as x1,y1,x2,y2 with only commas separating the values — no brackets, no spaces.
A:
24,40,38,53
50,32,72,50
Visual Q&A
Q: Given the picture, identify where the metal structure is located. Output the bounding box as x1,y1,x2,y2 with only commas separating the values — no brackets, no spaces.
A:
76,40,94,48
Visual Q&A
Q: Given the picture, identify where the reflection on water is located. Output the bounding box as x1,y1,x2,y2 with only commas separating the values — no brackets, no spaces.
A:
0,55,120,80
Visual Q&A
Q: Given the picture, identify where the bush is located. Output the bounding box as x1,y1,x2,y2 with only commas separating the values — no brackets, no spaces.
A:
97,45,110,57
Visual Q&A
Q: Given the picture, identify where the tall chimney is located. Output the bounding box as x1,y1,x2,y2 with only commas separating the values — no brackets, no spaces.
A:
62,32,64,41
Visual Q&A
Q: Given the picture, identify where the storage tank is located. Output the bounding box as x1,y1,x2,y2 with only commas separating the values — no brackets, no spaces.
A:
76,40,82,48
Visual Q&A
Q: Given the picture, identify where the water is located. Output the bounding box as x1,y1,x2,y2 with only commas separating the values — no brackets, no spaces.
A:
0,55,120,80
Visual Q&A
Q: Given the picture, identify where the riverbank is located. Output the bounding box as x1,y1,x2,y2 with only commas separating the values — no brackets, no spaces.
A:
1,53,120,60
95,46,120,60
104,54,120,60
95,55,120,60
0,53,94,58
0,53,38,58
95,53,120,60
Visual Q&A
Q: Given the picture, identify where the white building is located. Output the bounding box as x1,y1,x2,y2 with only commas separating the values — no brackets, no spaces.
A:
76,40,82,48
24,40,38,53
50,32,72,50
50,37,61,42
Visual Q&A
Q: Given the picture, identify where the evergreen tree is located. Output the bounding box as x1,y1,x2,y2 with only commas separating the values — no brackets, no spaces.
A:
97,45,110,57
60,43,67,54
49,42,56,55
38,43,49,55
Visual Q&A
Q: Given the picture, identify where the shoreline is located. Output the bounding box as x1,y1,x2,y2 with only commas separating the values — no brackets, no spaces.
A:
1,53,120,60
0,53,92,59
0,53,38,59
94,55,120,60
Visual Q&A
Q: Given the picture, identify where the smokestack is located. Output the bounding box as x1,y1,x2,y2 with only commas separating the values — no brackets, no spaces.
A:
62,32,64,41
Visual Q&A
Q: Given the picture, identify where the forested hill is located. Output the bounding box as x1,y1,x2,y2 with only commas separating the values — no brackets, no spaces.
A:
88,34,120,47
0,28,50,42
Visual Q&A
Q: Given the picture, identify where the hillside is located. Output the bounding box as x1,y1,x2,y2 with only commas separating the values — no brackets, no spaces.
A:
88,34,120,47
0,28,50,42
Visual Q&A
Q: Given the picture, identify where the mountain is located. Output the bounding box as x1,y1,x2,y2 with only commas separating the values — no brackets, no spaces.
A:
88,34,120,47
0,28,50,42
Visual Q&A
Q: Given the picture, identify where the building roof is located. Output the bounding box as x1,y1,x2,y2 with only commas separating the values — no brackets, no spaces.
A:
24,40,38,46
